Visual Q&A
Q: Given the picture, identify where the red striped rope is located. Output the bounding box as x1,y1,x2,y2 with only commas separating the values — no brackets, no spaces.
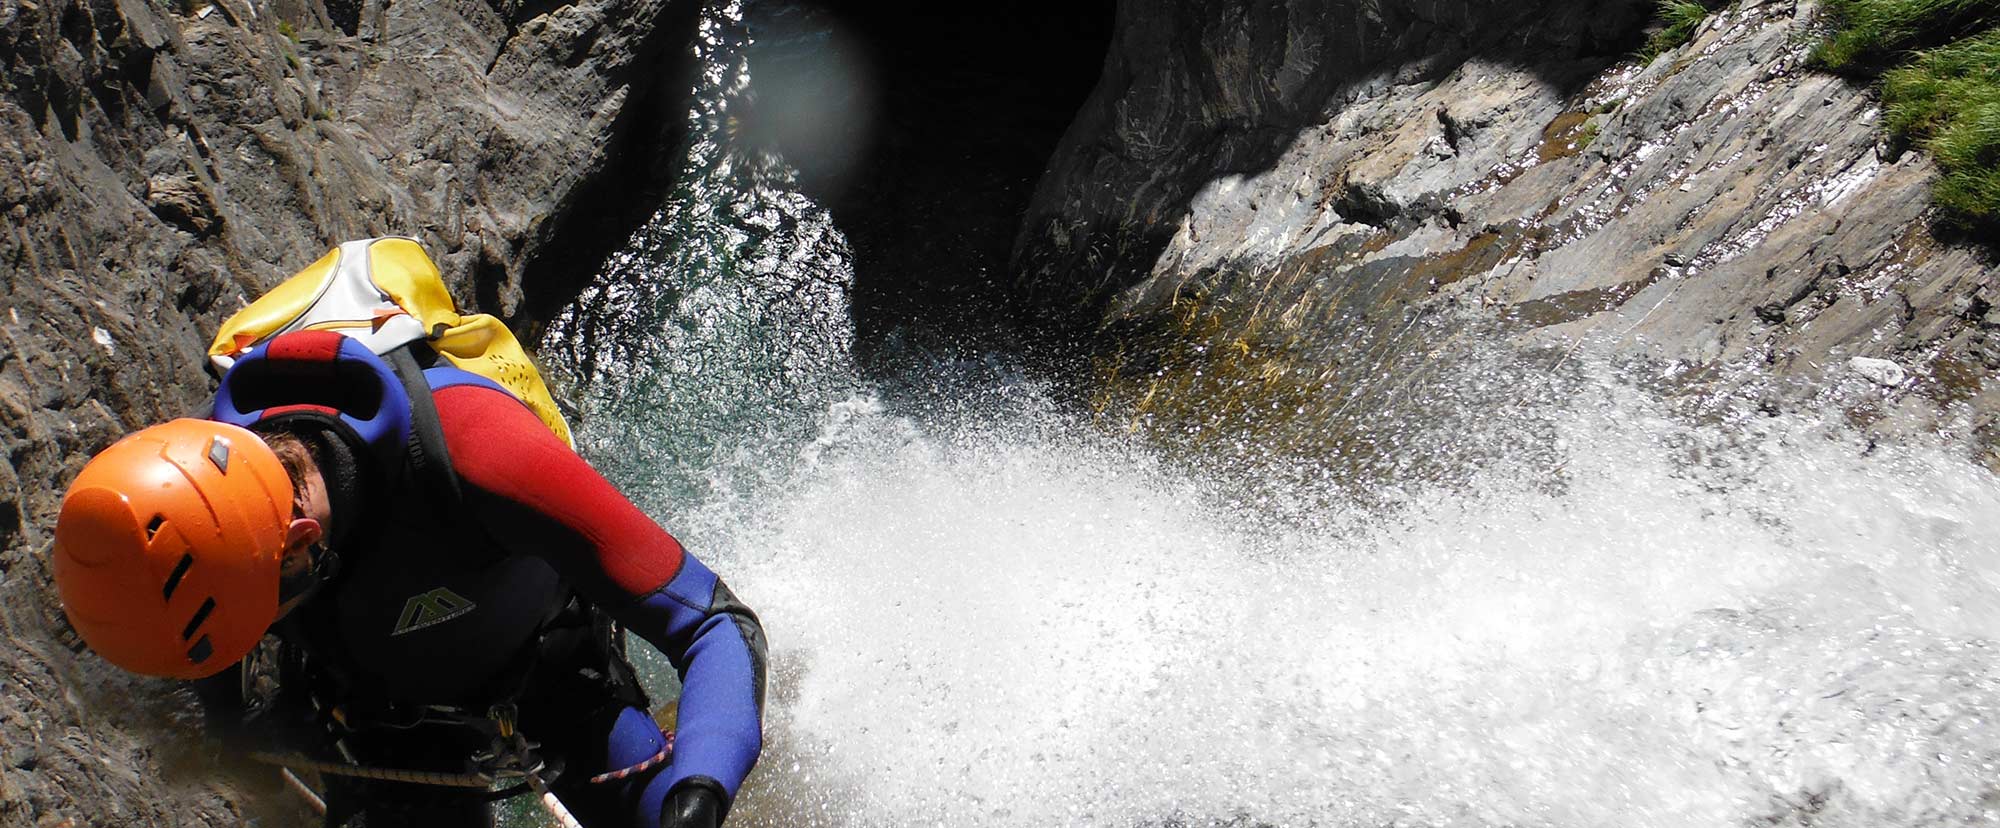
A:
589,731,675,784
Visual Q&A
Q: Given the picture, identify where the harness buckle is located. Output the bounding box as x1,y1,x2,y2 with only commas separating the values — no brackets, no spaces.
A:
490,703,517,738
472,703,543,781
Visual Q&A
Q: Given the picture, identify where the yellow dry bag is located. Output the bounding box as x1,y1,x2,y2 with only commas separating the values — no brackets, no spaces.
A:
208,237,574,446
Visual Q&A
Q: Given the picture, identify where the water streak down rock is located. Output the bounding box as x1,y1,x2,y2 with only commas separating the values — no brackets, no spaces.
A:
0,0,698,820
1015,0,2000,465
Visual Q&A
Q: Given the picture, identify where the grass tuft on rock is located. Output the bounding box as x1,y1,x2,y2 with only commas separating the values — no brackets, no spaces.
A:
1883,29,2000,221
1814,0,2000,70
1818,1,2000,228
1642,0,1718,62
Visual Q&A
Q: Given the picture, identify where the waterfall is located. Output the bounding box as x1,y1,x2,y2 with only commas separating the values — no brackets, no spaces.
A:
541,5,2000,826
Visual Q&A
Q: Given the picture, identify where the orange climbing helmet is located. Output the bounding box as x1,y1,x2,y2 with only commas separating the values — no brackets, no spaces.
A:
52,419,295,679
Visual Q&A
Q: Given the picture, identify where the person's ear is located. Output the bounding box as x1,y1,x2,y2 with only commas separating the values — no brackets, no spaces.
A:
284,517,323,553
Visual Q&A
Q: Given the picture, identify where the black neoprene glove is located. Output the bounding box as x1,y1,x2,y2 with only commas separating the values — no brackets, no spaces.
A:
660,782,723,828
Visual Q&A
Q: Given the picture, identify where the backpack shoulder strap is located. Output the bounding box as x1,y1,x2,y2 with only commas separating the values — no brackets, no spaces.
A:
383,345,463,515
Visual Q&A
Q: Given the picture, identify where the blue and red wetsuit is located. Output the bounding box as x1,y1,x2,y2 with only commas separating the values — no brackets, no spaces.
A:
211,330,764,826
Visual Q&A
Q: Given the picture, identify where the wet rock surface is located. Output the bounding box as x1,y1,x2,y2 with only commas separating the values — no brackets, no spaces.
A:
1016,0,2000,463
0,0,698,821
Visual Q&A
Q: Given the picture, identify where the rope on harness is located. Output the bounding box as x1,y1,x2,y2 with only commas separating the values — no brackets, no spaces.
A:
255,732,676,790
251,751,500,788
251,698,675,828
588,731,676,784
251,704,544,790
255,752,580,828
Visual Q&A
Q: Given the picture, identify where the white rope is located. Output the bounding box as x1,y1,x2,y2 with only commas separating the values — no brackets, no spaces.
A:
527,771,586,828
278,768,327,815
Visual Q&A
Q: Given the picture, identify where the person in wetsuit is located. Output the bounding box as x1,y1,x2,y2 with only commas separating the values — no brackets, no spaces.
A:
50,329,765,828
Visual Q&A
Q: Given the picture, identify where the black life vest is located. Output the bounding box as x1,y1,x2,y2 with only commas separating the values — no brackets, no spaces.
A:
210,330,572,707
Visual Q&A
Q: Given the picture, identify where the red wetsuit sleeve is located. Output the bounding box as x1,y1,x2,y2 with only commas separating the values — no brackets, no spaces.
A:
431,384,683,599
433,383,768,805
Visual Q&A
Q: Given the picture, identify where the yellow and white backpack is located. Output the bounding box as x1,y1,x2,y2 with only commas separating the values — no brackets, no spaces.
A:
207,237,574,446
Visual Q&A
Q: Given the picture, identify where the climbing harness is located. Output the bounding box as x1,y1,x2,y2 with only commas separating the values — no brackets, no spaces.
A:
251,702,674,825
250,705,552,792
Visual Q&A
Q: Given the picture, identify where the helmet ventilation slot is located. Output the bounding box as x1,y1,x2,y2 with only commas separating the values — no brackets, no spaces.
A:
145,514,166,541
181,597,216,641
162,552,194,599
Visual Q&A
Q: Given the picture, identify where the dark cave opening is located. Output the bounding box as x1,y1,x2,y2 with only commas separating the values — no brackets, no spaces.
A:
739,1,1117,364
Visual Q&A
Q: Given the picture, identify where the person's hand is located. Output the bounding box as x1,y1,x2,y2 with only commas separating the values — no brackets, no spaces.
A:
660,784,722,828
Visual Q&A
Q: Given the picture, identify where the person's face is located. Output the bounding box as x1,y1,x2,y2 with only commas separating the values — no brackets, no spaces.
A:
271,441,331,621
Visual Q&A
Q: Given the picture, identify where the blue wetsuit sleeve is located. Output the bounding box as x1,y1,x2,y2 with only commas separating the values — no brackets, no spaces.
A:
611,556,768,810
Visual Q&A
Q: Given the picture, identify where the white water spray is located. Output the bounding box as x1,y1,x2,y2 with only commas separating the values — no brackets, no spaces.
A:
541,9,2000,821
651,363,2000,828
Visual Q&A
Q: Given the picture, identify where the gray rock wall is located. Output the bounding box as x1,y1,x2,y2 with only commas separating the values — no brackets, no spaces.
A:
0,0,695,820
1014,0,1651,328
1015,0,2000,469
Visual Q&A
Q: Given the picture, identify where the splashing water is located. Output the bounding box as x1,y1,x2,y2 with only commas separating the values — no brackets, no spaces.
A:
541,0,860,507
556,252,2000,827
644,361,1998,828
542,5,2000,827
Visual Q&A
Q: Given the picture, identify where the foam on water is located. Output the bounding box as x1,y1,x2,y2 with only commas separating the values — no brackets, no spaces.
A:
541,10,1998,822
652,364,2000,828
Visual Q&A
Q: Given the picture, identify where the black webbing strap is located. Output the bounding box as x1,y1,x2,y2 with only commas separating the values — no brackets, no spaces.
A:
384,345,463,516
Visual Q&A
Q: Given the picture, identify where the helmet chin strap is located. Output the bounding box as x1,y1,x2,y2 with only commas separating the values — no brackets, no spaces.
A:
277,540,345,616
279,424,363,616
303,425,366,554
311,541,342,585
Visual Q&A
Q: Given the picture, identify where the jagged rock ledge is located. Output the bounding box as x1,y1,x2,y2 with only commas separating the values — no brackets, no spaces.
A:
1014,0,2000,469
0,0,699,821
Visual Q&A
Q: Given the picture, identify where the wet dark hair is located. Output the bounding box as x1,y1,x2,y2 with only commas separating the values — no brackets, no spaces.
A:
257,428,323,520
250,423,362,556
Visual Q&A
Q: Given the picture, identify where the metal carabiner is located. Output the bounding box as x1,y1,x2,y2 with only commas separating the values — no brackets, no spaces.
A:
489,703,519,739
